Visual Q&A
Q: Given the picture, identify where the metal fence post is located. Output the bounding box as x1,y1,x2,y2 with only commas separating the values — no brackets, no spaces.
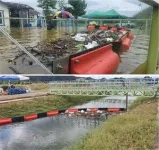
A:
20,19,24,29
85,20,87,30
145,19,148,34
147,6,159,74
120,20,122,27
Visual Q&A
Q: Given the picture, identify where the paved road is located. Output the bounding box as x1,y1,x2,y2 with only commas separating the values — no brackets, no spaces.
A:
0,91,49,103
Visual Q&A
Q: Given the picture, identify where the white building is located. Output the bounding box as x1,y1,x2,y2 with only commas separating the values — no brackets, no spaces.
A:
0,1,40,29
0,0,10,30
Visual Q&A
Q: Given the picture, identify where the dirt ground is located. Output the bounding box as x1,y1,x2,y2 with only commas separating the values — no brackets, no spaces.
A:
0,91,49,103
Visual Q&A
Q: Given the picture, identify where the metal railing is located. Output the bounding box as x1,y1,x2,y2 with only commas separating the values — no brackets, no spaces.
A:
49,79,159,96
0,17,151,32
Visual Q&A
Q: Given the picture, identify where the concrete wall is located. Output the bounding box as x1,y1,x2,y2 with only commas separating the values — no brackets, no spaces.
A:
0,2,10,30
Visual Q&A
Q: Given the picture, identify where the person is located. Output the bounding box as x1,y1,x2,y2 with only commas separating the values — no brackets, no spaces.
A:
52,16,57,29
47,14,54,30
47,14,57,30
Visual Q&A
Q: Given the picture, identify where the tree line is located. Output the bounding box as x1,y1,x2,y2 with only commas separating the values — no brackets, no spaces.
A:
37,0,87,18
133,7,153,19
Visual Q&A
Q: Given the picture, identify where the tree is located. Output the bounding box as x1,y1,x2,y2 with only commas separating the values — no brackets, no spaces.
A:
58,0,67,10
65,0,87,18
37,0,57,17
134,7,153,19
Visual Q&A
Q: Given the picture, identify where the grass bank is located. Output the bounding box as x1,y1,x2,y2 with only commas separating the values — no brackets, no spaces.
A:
71,97,158,150
0,95,102,119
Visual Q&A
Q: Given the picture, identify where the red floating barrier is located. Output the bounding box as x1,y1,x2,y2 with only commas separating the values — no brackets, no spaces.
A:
70,44,120,74
24,114,37,121
128,32,134,40
120,28,127,32
120,29,127,32
120,37,131,52
88,108,98,112
88,25,95,31
47,111,59,117
108,108,120,112
111,27,117,32
99,26,108,31
0,118,12,125
67,109,78,113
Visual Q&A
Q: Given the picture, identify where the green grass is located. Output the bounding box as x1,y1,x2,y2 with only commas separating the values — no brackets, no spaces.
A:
71,97,158,150
128,96,154,110
0,95,102,119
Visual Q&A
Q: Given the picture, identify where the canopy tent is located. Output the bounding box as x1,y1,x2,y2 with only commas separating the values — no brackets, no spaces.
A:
82,9,128,19
0,75,29,81
82,11,104,19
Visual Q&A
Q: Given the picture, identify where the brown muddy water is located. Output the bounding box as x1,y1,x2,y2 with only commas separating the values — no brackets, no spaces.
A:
0,27,150,74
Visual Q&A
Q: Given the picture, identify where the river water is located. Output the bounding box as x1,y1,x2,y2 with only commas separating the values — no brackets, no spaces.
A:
0,27,150,74
0,96,136,150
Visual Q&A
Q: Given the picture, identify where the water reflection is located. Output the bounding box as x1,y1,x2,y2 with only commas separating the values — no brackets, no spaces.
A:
0,116,100,150
74,96,136,109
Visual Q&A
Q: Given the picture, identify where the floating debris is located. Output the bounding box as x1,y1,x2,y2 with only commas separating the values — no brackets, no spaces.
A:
6,28,132,74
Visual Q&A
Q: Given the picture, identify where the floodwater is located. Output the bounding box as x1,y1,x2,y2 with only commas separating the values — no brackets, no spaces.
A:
0,27,150,74
0,96,136,150
117,30,150,74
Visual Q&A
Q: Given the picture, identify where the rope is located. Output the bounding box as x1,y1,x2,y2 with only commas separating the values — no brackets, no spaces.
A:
0,27,53,74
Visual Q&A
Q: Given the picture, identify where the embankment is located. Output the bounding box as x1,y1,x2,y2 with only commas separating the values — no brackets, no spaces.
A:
0,95,102,119
71,97,158,150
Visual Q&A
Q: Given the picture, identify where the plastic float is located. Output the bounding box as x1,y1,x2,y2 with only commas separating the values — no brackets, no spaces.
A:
47,111,59,117
88,25,96,31
70,44,120,74
0,118,12,125
99,26,108,30
0,107,126,126
110,27,118,32
120,34,132,52
24,114,38,121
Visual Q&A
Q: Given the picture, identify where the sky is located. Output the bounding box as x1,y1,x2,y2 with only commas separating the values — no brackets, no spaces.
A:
2,0,149,17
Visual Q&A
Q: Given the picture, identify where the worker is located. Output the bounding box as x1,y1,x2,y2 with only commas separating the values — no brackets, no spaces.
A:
53,16,57,29
47,14,57,30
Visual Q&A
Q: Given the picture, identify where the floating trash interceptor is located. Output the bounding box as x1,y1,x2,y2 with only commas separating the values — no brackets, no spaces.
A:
1,26,134,74
53,27,134,74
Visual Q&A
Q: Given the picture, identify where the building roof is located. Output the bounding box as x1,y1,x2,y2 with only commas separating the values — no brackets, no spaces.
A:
2,1,34,10
29,10,40,15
